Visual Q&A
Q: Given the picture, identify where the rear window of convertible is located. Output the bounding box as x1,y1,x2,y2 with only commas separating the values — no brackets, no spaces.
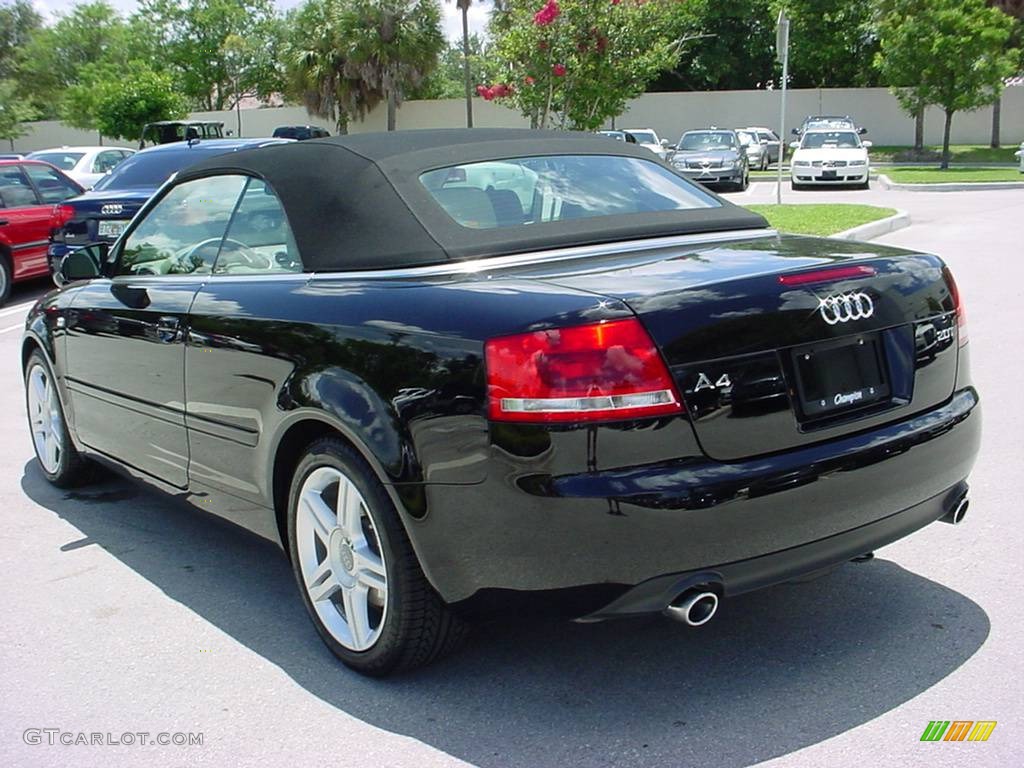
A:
419,154,719,230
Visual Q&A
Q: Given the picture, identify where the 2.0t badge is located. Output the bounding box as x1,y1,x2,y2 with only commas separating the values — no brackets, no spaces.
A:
819,291,874,325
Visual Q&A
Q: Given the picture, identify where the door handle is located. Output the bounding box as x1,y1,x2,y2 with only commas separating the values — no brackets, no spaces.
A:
0,220,8,226
155,316,181,343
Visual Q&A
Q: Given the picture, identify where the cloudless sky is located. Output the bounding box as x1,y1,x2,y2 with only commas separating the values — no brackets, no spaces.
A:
30,0,491,42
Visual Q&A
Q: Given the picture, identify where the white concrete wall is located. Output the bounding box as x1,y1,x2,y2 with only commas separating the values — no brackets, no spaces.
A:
11,86,1023,153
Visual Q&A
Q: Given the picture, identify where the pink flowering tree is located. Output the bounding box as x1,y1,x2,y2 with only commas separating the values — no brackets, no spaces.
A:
484,0,696,130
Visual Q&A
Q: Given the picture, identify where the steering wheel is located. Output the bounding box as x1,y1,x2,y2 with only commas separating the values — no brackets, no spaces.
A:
176,237,272,273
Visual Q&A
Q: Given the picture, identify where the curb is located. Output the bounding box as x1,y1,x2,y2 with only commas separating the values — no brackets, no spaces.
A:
878,174,1024,192
830,209,910,241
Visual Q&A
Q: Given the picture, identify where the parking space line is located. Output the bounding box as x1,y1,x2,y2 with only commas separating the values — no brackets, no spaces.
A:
1,324,25,334
0,300,37,319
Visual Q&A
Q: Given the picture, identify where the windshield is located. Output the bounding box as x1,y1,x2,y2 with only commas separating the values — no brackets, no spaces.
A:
805,118,854,131
628,131,657,144
29,151,84,170
420,155,718,230
92,150,205,191
800,131,861,149
678,132,736,151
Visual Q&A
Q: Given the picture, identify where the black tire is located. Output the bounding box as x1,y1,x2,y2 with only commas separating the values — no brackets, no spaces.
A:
287,436,468,676
790,180,803,191
738,169,749,191
860,178,871,190
0,254,12,306
24,350,93,487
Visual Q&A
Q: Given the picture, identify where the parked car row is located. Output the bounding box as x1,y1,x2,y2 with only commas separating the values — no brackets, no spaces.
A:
598,126,784,190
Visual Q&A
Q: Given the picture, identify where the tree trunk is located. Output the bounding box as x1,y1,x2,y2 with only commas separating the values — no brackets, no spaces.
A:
990,96,1001,149
941,109,954,170
337,112,349,135
387,89,397,131
914,107,924,152
461,7,473,128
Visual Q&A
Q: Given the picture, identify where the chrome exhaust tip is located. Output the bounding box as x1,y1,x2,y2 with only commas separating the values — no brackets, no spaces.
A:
665,589,719,627
942,496,969,525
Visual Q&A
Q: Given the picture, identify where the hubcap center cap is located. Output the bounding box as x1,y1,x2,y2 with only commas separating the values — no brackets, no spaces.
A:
329,529,355,575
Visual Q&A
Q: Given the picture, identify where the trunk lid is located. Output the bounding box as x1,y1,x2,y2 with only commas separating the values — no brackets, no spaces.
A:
503,233,959,460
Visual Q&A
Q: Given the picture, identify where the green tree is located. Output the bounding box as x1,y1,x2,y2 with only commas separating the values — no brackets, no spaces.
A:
649,0,775,91
445,0,476,126
412,35,496,100
485,0,693,130
15,2,140,119
343,0,446,131
0,77,37,149
988,0,1024,146
0,0,41,79
876,0,1018,168
140,0,284,110
283,0,373,133
769,0,880,88
874,0,932,151
91,65,188,141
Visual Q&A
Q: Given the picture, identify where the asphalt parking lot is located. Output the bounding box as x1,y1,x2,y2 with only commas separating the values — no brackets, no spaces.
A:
1,185,1022,768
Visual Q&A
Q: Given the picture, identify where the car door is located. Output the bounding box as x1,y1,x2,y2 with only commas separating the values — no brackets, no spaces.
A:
64,174,247,487
0,164,51,282
185,176,305,504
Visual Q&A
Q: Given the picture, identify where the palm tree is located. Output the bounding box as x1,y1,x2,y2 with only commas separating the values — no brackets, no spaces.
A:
344,0,446,130
284,0,379,134
446,0,474,127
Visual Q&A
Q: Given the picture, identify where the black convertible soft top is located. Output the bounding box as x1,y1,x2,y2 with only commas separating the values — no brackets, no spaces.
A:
182,129,768,271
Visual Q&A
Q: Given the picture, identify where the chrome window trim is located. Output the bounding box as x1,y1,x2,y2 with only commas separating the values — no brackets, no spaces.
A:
309,228,777,281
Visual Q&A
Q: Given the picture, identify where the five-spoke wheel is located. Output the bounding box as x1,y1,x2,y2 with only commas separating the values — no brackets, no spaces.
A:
24,350,91,487
288,437,468,675
295,466,388,652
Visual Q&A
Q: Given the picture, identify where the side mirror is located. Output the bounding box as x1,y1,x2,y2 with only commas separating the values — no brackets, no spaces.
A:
861,140,873,148
185,127,200,142
225,129,234,137
660,139,669,147
789,141,801,149
858,127,868,135
56,243,107,287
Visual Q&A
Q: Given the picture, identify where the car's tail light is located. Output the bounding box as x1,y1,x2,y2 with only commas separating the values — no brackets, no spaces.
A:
49,204,75,240
942,266,968,346
484,318,682,423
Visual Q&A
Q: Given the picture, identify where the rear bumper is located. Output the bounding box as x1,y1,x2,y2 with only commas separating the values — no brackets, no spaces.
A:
415,387,980,614
582,480,966,620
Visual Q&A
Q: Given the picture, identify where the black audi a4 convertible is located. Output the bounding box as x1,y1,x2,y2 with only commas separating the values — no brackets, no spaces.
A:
23,130,980,675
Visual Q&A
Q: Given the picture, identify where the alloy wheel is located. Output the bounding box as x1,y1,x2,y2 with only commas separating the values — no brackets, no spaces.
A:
295,466,388,651
27,363,63,474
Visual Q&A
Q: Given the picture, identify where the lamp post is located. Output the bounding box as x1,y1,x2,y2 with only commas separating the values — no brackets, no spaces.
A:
775,9,790,205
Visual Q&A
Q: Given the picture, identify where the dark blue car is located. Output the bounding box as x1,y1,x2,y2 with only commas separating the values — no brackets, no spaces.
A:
48,138,289,276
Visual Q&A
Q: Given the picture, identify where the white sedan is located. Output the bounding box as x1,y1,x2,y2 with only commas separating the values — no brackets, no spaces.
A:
790,129,871,190
623,128,670,160
25,146,135,189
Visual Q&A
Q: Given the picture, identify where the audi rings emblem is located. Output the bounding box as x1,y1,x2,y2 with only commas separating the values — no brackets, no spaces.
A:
818,292,874,325
101,204,124,215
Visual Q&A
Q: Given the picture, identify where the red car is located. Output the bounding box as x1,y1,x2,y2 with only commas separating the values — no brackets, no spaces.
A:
0,159,84,305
